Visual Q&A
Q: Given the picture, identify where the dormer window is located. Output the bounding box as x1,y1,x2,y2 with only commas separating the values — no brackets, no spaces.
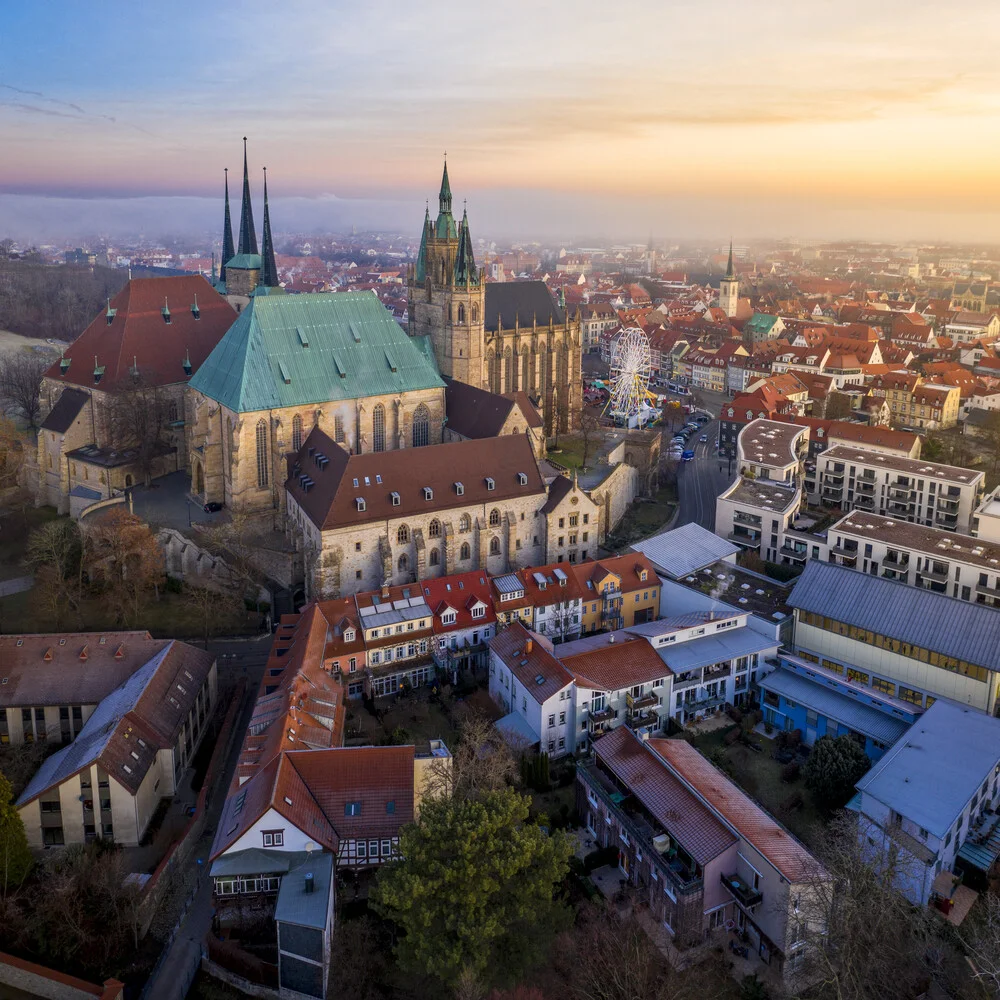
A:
455,481,464,496
517,472,528,486
485,477,495,491
344,628,355,642
356,497,366,512
423,486,433,501
391,491,401,506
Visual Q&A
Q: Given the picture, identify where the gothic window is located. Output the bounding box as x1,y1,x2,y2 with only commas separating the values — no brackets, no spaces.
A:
291,414,303,453
429,549,440,567
489,508,501,527
458,304,466,324
397,524,410,544
372,404,386,452
412,404,430,448
334,414,345,443
472,304,479,323
398,553,409,573
520,346,529,389
485,350,497,394
504,346,513,394
167,400,179,423
255,419,269,488
428,518,441,538
459,513,471,532
460,542,471,561
489,536,501,556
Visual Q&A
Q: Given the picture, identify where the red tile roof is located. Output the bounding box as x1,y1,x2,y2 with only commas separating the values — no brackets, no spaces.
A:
490,621,573,704
562,636,671,691
419,571,496,634
44,275,235,390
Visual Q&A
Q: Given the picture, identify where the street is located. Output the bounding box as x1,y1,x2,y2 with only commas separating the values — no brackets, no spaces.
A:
673,418,737,530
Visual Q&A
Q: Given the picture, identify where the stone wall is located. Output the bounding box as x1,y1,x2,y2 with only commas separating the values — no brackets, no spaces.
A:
0,952,122,1000
592,462,641,540
157,527,283,599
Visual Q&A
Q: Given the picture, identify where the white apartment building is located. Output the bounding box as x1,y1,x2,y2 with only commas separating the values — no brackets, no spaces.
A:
972,485,1000,542
816,445,985,533
737,419,809,486
715,478,803,564
828,510,1000,606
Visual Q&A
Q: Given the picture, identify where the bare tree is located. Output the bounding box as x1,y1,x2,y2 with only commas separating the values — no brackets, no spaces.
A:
958,889,1000,996
183,582,246,648
422,711,519,802
579,410,602,471
105,373,170,487
23,518,84,625
201,500,267,609
0,350,49,427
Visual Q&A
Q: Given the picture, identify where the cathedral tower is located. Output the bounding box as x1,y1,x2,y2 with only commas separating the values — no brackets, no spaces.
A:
719,240,739,318
408,161,486,388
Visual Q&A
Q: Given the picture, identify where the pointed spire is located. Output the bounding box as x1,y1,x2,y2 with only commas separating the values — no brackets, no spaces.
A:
453,204,478,286
221,168,235,283
433,157,457,239
416,203,430,283
260,167,279,288
439,157,452,215
725,239,735,280
238,137,258,256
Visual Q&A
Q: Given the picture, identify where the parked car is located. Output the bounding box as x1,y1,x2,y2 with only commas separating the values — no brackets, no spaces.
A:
203,501,224,513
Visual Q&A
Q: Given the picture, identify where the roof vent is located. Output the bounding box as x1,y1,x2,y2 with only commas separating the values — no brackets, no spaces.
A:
534,673,544,684
105,298,117,325
191,295,200,319
391,491,400,506
59,355,71,374
455,481,464,495
93,356,105,385
356,497,366,512
423,486,433,501
518,472,528,486
304,872,315,894
162,298,171,324
297,326,309,347
182,348,192,377
485,477,495,491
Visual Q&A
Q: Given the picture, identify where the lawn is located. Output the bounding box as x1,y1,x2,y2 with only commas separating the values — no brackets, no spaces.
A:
604,486,677,552
685,724,826,850
0,504,59,576
0,585,260,638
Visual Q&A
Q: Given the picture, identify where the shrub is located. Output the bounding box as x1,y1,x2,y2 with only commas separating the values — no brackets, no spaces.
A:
764,722,774,735
781,762,801,783
724,727,742,746
727,705,743,724
781,791,804,812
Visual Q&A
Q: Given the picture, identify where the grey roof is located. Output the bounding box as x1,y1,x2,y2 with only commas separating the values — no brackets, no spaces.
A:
758,667,911,746
68,485,102,500
357,597,432,629
495,710,540,746
274,851,335,929
493,574,523,595
210,848,313,878
856,700,1000,838
40,388,89,433
17,643,173,805
631,523,738,579
484,281,565,332
656,628,777,673
789,560,1000,672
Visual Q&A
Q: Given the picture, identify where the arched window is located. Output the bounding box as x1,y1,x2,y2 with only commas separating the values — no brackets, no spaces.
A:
428,518,441,538
489,508,501,527
504,347,513,394
520,346,529,389
489,536,501,556
459,513,471,533
372,404,386,452
412,404,430,448
397,524,410,544
255,419,269,488
291,414,303,453
429,548,440,567
167,400,178,423
398,553,409,573
472,304,479,323
458,304,466,324
485,350,496,393
460,542,471,561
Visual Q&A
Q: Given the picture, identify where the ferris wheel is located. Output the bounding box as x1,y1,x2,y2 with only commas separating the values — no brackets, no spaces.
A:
606,327,653,426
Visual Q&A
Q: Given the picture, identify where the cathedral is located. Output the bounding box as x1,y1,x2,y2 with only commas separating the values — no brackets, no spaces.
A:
407,163,583,434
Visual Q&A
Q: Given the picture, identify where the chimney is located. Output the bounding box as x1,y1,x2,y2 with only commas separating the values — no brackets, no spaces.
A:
609,634,615,644
525,638,533,654
304,872,314,894
381,584,390,600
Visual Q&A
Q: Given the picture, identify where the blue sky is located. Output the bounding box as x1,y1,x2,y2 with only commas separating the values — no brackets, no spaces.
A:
4,1,1000,242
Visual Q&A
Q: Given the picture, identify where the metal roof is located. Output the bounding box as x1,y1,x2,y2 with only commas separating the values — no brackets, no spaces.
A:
274,851,335,929
189,291,444,412
210,848,313,878
789,560,1000,671
493,574,524,594
630,523,738,579
758,667,911,747
495,710,540,747
656,628,777,674
856,700,1000,838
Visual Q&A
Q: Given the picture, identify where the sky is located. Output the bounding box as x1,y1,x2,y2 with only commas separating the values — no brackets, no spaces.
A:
3,0,1000,244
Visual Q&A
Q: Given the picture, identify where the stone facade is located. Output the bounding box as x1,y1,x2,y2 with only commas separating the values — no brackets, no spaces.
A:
543,477,604,564
185,386,446,517
289,490,547,601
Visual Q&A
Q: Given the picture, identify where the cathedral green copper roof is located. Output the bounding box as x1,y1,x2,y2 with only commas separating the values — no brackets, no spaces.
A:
189,291,444,413
225,253,262,270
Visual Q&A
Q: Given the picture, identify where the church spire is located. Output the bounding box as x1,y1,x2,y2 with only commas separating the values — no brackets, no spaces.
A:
221,168,235,283
238,137,258,256
725,239,735,279
260,168,279,288
433,157,457,239
416,203,430,283
439,158,452,215
453,204,478,286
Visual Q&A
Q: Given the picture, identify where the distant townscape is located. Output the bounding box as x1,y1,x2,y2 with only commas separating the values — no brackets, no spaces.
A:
2,148,1000,1000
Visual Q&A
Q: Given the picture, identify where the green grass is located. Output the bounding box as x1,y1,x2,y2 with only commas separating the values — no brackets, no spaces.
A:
685,725,826,849
0,586,260,638
0,505,59,574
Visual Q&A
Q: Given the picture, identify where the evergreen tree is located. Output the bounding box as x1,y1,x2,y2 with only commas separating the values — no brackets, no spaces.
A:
0,772,33,893
803,734,871,810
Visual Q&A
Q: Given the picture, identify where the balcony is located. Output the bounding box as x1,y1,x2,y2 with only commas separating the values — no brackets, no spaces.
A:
721,872,763,909
826,470,845,483
673,673,703,692
733,511,763,527
887,500,913,515
937,495,960,510
853,494,875,509
822,486,843,501
728,530,761,550
881,569,909,584
920,565,950,583
626,692,659,711
883,551,909,568
856,480,876,494
975,581,1000,599
779,544,809,562
935,511,959,528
